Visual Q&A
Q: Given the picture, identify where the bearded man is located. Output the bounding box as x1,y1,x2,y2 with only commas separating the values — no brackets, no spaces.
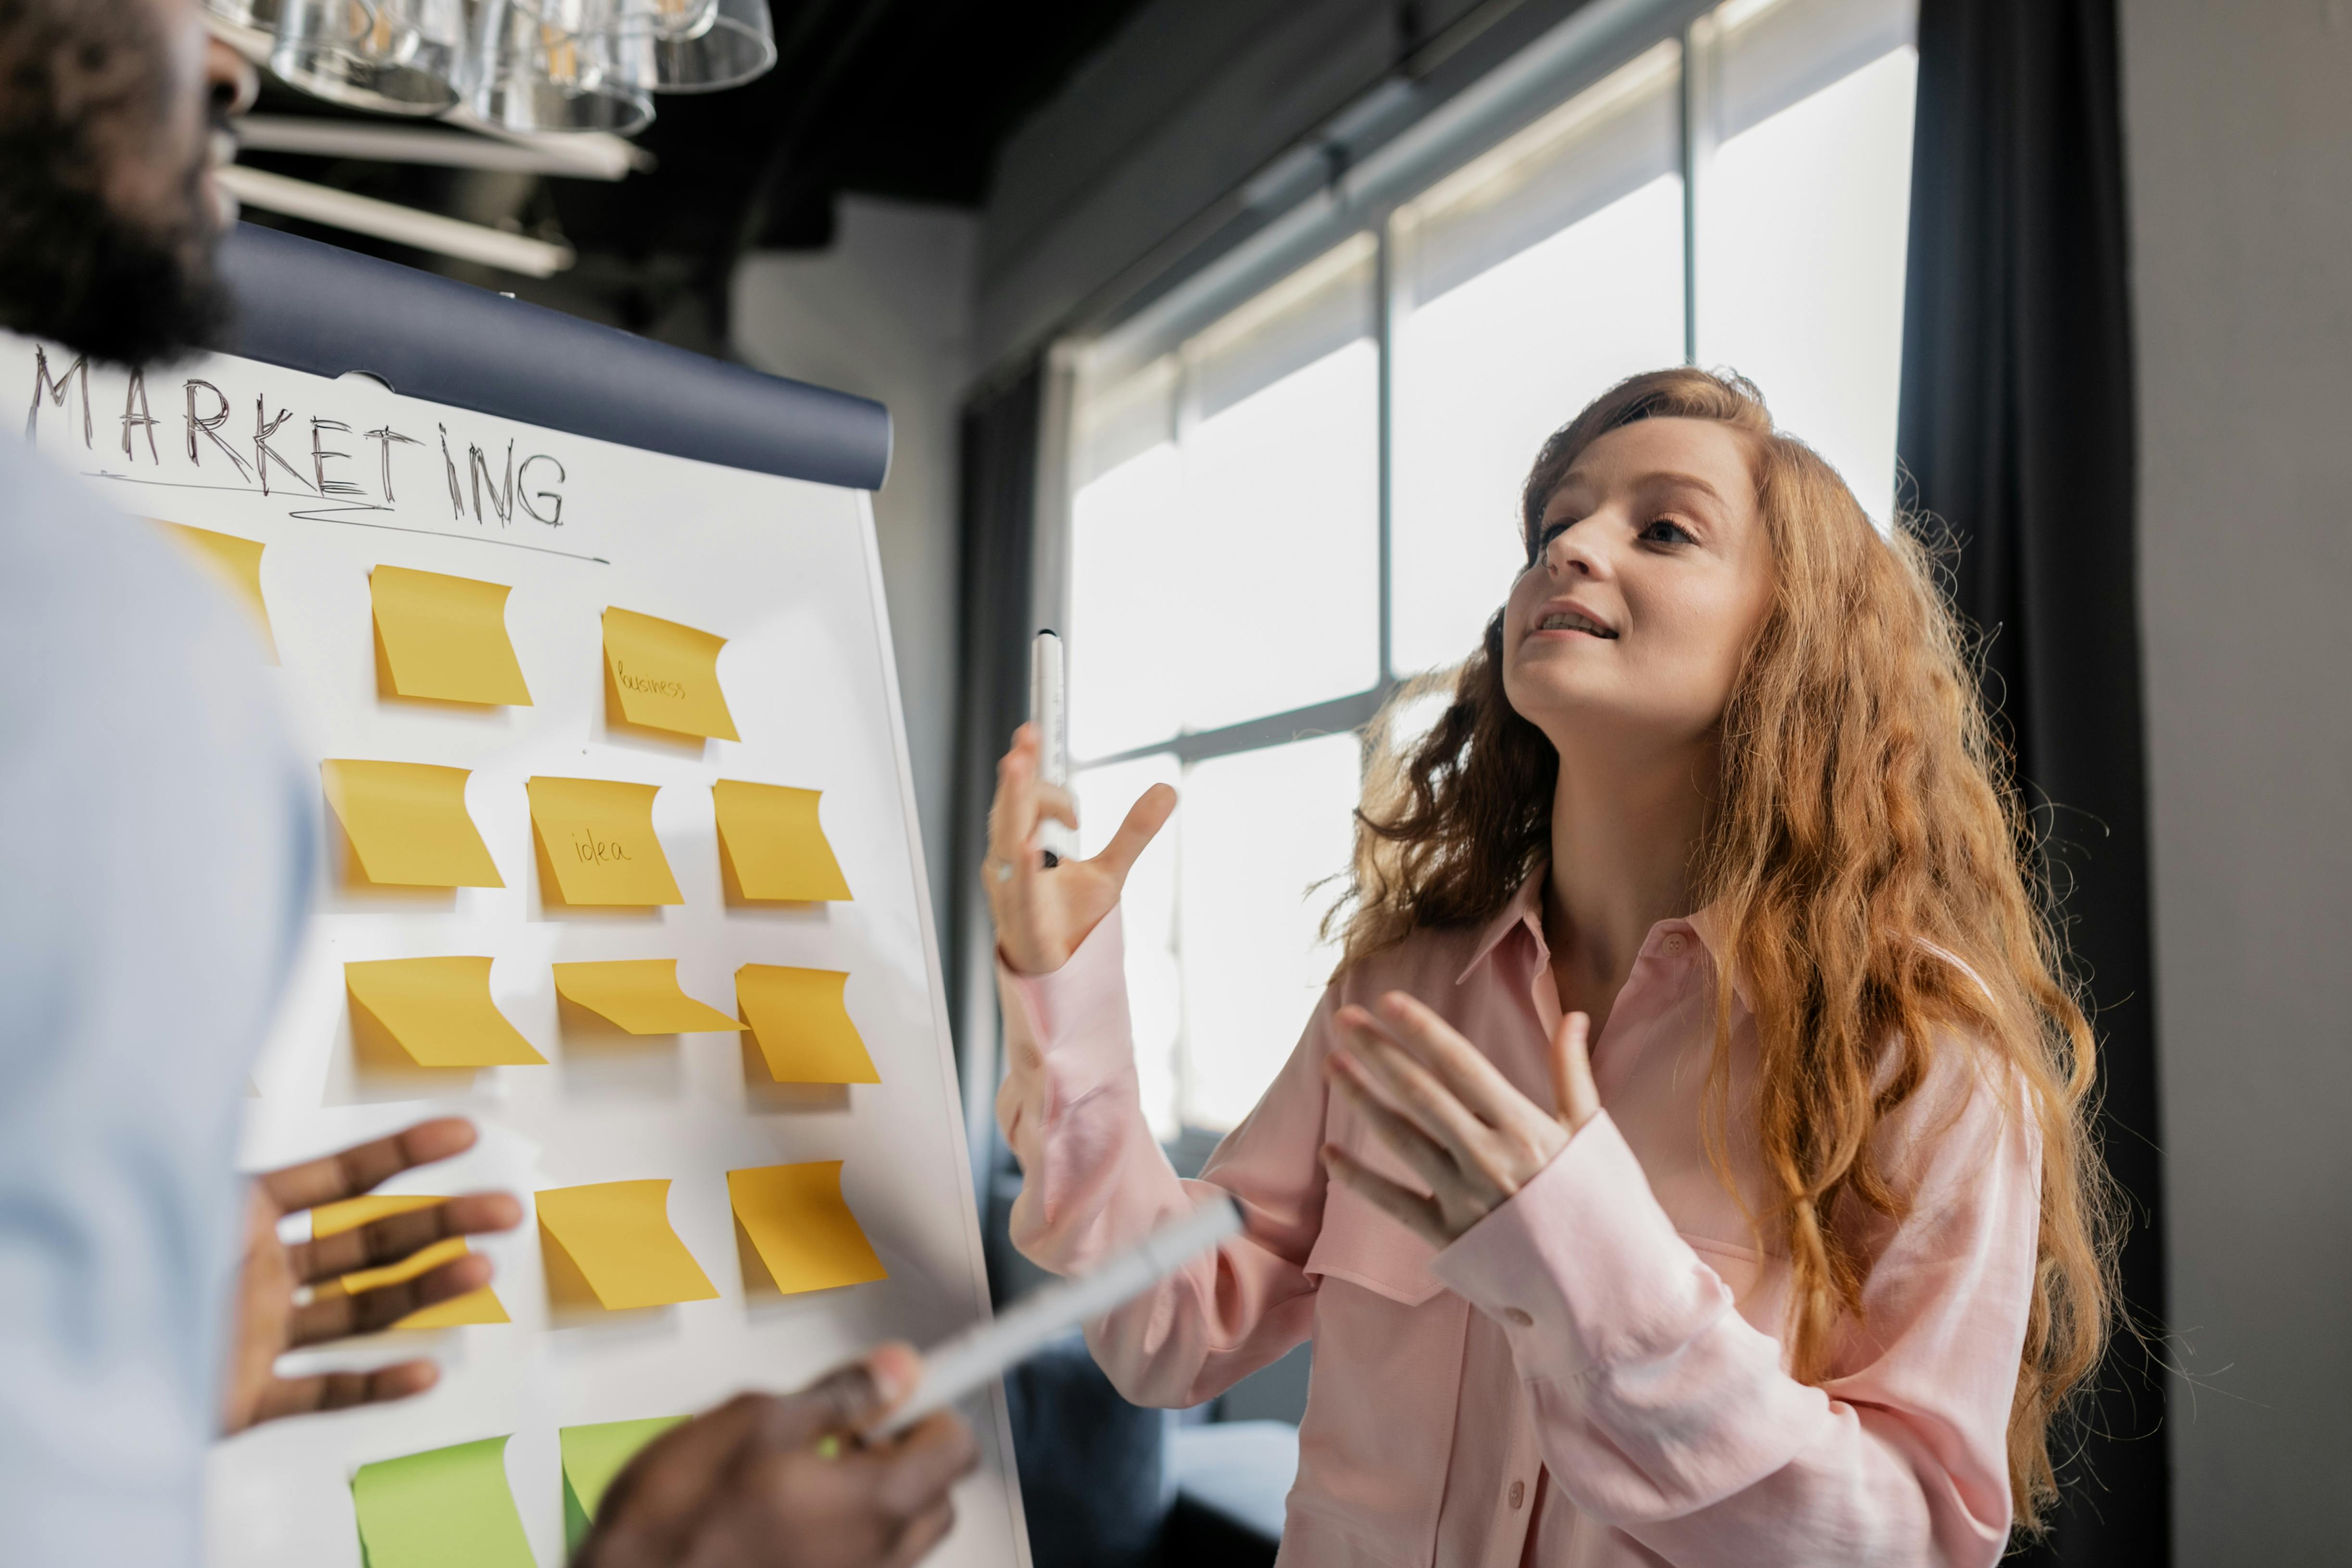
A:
0,9,973,1566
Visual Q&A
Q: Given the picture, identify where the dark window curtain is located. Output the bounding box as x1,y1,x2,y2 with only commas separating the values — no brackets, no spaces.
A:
948,356,1043,1151
950,359,1177,1568
1897,2,2166,1564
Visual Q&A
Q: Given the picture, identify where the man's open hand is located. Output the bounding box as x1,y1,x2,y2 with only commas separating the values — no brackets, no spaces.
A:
221,1117,522,1434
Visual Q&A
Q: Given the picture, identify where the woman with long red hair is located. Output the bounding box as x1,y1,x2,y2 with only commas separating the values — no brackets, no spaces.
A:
983,367,2114,1566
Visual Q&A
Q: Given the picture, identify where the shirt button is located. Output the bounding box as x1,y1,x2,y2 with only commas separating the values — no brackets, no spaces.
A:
1508,1479,1526,1509
1504,1307,1533,1327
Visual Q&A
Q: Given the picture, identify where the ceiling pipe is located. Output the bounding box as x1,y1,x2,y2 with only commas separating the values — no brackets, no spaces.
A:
218,164,577,276
236,115,653,179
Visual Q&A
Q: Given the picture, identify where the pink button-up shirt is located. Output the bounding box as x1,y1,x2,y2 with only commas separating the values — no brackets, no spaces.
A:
996,872,2038,1567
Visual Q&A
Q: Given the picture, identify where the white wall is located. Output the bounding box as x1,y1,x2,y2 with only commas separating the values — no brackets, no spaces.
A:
731,198,979,939
2122,2,2352,1560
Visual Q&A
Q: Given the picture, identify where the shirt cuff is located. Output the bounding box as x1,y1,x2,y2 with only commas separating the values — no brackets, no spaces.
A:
1430,1111,1731,1386
997,905,1135,1103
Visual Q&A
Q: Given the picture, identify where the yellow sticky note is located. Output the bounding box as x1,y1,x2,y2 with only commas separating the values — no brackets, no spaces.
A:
159,522,276,659
560,1416,688,1552
526,776,683,906
713,780,852,901
346,957,547,1067
351,1435,536,1568
385,1283,514,1329
735,966,878,1083
536,1179,718,1310
728,1161,887,1294
371,564,532,706
553,960,740,1034
604,605,738,740
310,1193,509,1327
321,759,505,889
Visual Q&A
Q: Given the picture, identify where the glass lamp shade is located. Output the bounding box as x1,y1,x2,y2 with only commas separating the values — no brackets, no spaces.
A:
271,0,467,116
470,0,656,136
513,0,720,39
201,0,282,63
626,0,775,92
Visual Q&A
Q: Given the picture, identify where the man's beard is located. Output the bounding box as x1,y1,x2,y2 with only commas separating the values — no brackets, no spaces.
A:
0,114,233,368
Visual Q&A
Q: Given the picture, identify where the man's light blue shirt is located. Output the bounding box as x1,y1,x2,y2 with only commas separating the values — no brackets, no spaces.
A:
0,436,311,1565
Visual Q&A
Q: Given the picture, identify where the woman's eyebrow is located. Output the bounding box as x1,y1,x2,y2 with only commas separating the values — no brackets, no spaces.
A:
1546,470,1596,509
1547,468,1727,514
1635,470,1727,505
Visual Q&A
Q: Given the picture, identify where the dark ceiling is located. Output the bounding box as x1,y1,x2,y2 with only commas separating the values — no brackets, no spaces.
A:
237,0,1157,346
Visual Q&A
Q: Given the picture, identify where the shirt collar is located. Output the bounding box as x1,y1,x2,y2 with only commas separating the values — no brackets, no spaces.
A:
1454,864,1750,1008
1455,871,1549,984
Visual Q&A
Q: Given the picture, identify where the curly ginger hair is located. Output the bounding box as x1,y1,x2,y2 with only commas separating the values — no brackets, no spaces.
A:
1331,368,2116,1535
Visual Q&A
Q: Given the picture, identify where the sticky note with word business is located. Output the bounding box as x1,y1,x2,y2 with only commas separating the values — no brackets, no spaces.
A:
321,759,504,888
350,1435,536,1568
560,1416,688,1553
712,780,851,901
526,776,683,905
553,960,740,1034
734,966,877,1083
345,956,547,1067
310,1192,509,1328
535,1179,718,1311
370,564,532,705
159,521,275,658
728,1161,888,1295
603,606,738,740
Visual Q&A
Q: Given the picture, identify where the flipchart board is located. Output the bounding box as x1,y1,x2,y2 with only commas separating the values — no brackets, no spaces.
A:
5,227,1028,1568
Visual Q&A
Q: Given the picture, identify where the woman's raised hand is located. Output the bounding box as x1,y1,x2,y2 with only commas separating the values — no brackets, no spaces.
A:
985,722,1175,976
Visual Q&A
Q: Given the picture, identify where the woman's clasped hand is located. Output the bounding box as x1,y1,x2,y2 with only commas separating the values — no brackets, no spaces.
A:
1322,995,1600,1246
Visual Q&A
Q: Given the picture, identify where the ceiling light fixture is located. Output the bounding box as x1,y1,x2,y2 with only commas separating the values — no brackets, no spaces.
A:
201,0,777,136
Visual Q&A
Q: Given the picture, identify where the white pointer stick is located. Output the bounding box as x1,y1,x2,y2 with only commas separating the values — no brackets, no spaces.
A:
1030,629,1077,867
872,1195,1244,1436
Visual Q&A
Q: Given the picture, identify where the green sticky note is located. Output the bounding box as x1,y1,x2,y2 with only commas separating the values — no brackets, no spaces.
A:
351,1435,536,1568
560,1416,689,1555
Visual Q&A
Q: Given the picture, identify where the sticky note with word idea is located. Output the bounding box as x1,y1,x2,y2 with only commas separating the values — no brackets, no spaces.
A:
345,956,547,1068
526,776,683,905
712,780,851,901
309,1192,509,1328
370,564,532,706
735,966,877,1083
320,759,504,889
535,1179,718,1311
349,1435,535,1568
603,605,738,741
729,1161,888,1295
553,960,740,1034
